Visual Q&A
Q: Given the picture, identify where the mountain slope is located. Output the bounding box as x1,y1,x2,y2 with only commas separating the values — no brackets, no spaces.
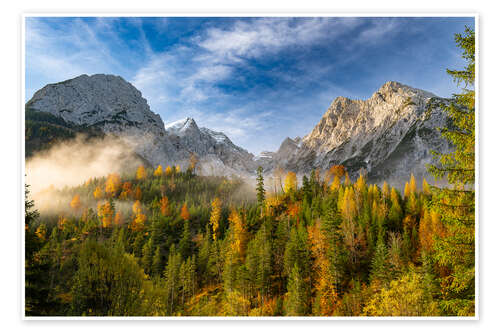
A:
26,74,256,175
260,81,451,185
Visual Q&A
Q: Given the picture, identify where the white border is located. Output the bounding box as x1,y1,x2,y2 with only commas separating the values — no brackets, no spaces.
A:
20,13,479,321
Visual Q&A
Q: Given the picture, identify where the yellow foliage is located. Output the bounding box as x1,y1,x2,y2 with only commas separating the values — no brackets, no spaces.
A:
70,194,81,211
136,165,147,180
132,200,142,215
119,182,133,200
355,174,366,192
228,208,247,259
154,165,163,177
363,271,439,316
330,175,341,192
97,201,114,228
382,181,390,199
344,172,351,186
130,212,147,232
105,173,121,197
175,165,181,173
422,178,431,196
209,197,221,241
57,215,68,230
93,186,103,200
35,225,46,240
165,165,173,176
409,174,417,194
404,182,410,199
284,171,297,194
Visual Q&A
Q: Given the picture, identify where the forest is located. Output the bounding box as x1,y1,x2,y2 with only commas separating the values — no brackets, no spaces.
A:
24,27,475,317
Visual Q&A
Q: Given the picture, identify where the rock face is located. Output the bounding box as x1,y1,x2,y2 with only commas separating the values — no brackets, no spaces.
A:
259,81,451,185
165,117,257,175
26,75,451,185
26,74,256,175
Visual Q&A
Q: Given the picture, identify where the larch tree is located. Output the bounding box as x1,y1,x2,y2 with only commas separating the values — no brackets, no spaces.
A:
70,194,81,211
93,186,103,200
165,165,173,176
136,165,147,180
209,197,221,241
284,171,297,194
154,165,163,177
105,173,121,197
180,203,190,221
427,26,475,316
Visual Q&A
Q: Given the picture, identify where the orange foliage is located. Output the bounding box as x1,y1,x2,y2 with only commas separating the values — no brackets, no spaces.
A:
93,186,103,200
70,194,81,211
105,173,121,197
119,182,133,200
134,186,142,201
97,201,114,228
180,203,190,221
160,196,170,216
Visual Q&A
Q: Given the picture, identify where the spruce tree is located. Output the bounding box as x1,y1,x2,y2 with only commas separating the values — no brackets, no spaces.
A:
427,26,475,316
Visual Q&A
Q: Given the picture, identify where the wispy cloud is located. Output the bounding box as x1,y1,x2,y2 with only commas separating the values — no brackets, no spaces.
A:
26,16,474,154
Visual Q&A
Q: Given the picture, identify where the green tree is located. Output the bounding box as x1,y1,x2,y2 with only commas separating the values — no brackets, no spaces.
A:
427,26,475,316
256,166,266,207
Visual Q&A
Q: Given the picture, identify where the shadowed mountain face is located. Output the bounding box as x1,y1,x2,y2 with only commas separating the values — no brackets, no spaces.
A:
26,74,450,185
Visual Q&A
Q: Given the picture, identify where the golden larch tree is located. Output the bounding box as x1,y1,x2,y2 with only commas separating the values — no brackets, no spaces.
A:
209,197,221,240
165,165,173,176
93,186,103,200
136,165,147,180
97,201,114,228
105,173,121,197
70,194,81,211
154,165,163,177
284,171,297,194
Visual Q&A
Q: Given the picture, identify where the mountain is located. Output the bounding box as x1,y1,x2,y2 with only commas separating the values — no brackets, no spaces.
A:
259,81,451,185
25,74,255,175
165,117,257,175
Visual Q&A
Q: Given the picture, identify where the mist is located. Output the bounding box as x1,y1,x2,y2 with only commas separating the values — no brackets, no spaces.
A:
26,134,144,207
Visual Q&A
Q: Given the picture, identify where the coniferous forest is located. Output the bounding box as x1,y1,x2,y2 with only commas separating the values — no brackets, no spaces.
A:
24,27,475,317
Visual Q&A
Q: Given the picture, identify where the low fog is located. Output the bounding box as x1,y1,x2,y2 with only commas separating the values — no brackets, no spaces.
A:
26,134,144,207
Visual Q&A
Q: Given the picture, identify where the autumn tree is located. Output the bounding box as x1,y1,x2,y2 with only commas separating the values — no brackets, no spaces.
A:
153,165,163,177
284,171,297,194
105,173,121,197
97,201,114,228
165,165,173,176
160,196,170,216
427,26,475,316
70,194,81,211
180,203,190,221
209,197,222,240
136,165,147,180
93,185,103,200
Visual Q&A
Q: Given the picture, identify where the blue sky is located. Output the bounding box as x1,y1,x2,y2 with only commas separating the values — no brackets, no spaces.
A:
25,16,474,155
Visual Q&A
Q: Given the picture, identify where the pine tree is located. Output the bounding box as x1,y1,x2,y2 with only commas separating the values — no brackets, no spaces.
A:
256,166,266,207
285,263,307,316
427,26,475,316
